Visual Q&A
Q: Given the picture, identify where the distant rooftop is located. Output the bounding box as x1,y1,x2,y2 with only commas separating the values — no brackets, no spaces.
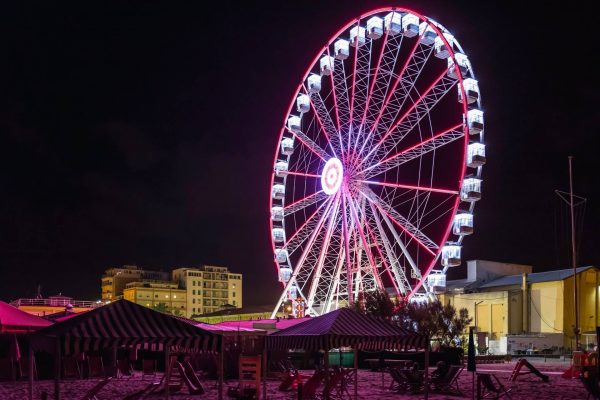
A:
479,266,596,289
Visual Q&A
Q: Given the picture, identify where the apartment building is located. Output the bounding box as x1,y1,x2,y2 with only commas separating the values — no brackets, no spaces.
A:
101,265,169,302
173,265,242,317
122,280,187,315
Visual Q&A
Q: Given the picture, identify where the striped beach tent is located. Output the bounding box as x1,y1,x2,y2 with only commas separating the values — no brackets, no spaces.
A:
266,307,426,351
32,299,220,354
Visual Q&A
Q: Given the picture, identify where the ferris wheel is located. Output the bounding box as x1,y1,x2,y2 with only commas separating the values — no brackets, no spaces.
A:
269,7,485,317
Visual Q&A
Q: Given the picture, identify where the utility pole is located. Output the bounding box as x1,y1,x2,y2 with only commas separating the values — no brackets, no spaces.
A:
569,156,580,351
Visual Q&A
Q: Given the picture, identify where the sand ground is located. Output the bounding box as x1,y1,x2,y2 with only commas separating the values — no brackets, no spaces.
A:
0,359,589,399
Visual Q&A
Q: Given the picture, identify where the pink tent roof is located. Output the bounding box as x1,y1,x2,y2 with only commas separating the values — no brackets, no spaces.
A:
0,301,52,333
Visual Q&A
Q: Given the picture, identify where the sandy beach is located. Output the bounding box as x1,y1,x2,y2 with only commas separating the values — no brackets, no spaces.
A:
0,359,589,399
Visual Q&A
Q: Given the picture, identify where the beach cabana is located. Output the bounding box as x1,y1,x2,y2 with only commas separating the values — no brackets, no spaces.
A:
31,299,222,400
266,307,427,398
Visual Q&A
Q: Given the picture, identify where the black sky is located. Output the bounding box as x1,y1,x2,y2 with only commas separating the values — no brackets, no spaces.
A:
0,1,598,306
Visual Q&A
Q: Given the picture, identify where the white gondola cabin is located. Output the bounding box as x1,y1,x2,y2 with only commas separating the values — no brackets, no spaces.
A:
427,271,447,293
384,12,402,35
287,115,301,133
467,109,484,135
453,212,473,235
296,94,310,113
307,74,321,93
441,244,461,267
467,143,486,167
281,137,295,156
275,161,288,177
419,23,437,45
320,55,335,76
279,267,292,283
271,207,284,222
459,78,479,104
350,26,366,47
272,228,285,243
272,184,285,200
402,13,419,37
461,178,482,201
434,33,455,59
366,16,384,39
275,248,289,263
447,53,469,79
334,39,350,60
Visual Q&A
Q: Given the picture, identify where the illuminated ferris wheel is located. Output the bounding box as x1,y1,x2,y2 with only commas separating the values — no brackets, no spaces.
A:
269,7,485,317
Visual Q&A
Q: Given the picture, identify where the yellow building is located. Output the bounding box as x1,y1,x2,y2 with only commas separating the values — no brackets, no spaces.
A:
10,294,100,317
122,281,187,315
173,265,243,318
442,260,600,352
101,265,169,302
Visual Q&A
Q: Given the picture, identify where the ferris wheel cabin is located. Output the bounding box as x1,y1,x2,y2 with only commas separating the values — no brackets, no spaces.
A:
467,143,486,168
467,109,484,135
350,26,366,47
434,33,455,59
296,94,310,113
272,228,285,243
459,78,480,104
441,244,462,267
287,115,301,133
461,178,482,202
320,55,335,76
272,184,285,200
280,137,295,156
447,53,470,79
419,23,437,45
453,212,474,235
271,206,284,222
334,39,350,60
366,16,384,39
275,161,288,177
401,13,419,37
307,74,322,93
384,12,402,35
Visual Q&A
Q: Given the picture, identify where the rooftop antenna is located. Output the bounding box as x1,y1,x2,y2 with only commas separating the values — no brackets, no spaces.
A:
35,284,43,299
555,156,587,351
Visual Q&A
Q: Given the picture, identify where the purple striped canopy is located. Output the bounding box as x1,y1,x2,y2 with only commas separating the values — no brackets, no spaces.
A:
33,300,220,354
266,307,426,351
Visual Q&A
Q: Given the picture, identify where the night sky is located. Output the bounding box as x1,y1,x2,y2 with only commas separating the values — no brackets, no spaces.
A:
0,1,597,306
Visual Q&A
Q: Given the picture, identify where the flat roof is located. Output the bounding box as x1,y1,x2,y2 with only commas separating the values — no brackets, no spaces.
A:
479,266,596,289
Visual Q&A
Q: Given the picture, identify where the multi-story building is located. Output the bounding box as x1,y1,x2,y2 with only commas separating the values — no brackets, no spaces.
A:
173,265,243,317
122,280,186,315
101,265,169,302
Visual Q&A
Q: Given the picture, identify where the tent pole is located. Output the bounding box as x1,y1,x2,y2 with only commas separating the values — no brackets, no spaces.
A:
165,346,171,399
219,338,224,400
354,348,358,400
262,348,267,400
54,338,61,400
324,350,330,400
424,339,429,400
28,337,33,400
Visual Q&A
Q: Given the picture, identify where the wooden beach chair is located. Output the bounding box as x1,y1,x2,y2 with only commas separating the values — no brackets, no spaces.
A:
431,364,464,395
298,369,326,399
176,361,204,395
80,377,112,400
183,361,205,393
18,356,37,380
477,373,512,399
122,380,162,400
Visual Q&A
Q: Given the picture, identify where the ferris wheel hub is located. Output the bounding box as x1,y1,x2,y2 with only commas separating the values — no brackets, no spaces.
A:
321,158,344,195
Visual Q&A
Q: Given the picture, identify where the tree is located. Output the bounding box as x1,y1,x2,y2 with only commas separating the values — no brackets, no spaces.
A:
354,289,396,320
394,300,472,347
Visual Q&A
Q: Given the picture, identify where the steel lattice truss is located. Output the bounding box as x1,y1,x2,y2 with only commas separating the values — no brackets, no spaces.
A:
269,8,485,316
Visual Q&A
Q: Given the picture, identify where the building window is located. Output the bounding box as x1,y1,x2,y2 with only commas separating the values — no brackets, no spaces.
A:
233,292,236,297
193,307,196,313
193,290,196,295
193,298,195,304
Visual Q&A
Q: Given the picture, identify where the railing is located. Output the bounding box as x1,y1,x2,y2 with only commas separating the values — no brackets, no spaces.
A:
10,298,102,308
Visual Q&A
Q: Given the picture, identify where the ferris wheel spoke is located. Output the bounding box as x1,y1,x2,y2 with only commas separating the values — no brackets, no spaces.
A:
360,32,431,157
367,201,411,295
286,127,329,161
306,194,341,313
361,180,458,195
360,188,437,255
350,37,373,142
361,67,451,165
284,190,328,216
284,196,334,256
304,86,343,158
369,75,460,167
362,207,401,297
362,123,464,179
285,170,321,179
345,190,384,289
328,49,351,139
